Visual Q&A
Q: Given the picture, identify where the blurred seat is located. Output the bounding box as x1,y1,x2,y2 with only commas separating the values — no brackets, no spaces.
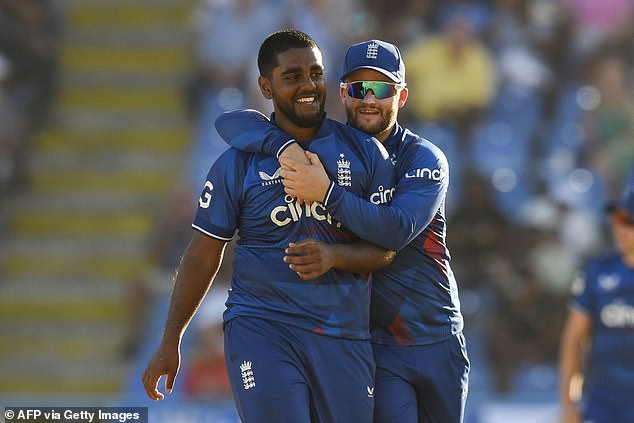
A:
542,84,606,215
469,84,542,218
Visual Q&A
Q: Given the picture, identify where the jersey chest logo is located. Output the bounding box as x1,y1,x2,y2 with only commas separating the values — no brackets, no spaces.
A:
270,195,341,228
599,273,620,291
258,168,282,186
337,153,351,187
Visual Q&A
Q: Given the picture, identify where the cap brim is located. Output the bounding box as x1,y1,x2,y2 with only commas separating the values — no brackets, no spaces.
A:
341,66,402,83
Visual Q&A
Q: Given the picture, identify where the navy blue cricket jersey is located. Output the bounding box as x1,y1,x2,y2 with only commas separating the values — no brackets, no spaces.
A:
570,252,634,407
215,111,464,346
196,112,394,340
370,124,462,345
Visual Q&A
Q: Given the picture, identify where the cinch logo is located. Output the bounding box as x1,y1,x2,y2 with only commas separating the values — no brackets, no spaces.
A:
270,195,341,228
405,167,443,180
600,302,634,328
370,185,395,205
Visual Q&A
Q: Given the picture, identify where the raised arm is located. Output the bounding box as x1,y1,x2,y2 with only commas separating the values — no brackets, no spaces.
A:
214,109,298,158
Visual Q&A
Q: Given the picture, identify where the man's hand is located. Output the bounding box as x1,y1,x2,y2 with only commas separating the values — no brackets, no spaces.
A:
142,341,181,401
284,238,336,280
279,151,330,204
278,143,311,204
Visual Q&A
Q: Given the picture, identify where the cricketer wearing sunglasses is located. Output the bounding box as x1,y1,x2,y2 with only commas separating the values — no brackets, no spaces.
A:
216,39,470,423
559,170,634,423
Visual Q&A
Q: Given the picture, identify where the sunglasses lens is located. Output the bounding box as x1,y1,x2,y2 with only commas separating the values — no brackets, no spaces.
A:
344,82,399,99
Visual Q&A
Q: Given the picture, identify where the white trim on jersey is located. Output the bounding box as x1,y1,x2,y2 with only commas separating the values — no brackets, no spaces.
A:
323,181,336,207
276,139,297,158
192,224,233,241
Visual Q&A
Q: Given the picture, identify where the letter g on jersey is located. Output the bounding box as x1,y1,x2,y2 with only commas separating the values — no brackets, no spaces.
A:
199,181,214,208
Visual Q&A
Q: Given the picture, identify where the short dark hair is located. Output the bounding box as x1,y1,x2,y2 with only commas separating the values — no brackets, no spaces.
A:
258,29,320,78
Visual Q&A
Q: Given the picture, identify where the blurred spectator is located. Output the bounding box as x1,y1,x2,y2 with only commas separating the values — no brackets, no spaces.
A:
185,0,287,185
526,222,578,298
0,0,61,188
558,0,633,67
0,0,61,127
486,259,566,394
558,199,606,260
0,53,24,193
286,0,357,121
579,47,634,200
186,0,286,116
122,183,199,358
448,170,516,294
402,2,496,138
446,170,563,396
363,0,431,47
485,0,560,93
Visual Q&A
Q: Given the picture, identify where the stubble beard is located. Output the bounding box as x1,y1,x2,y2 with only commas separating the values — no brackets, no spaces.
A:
346,106,396,138
276,98,326,128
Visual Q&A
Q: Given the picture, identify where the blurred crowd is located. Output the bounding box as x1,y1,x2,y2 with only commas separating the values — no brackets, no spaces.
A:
2,0,633,404
165,0,634,400
0,0,61,196
173,0,634,400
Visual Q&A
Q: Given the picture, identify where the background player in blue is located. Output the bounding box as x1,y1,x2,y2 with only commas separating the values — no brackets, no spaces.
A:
141,30,397,423
559,170,634,423
215,40,469,423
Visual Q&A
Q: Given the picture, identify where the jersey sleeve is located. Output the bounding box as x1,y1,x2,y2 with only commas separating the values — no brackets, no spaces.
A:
192,149,244,241
568,261,596,314
325,141,448,252
214,109,295,157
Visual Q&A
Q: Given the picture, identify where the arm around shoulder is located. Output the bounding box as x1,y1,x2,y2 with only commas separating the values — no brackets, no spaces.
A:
214,108,296,157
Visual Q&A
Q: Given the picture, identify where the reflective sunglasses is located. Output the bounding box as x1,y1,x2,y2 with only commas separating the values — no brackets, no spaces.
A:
340,81,405,100
611,210,634,227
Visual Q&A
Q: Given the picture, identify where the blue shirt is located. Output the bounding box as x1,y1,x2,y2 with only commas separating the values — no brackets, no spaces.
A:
369,123,462,345
215,111,464,345
570,252,634,406
196,112,394,340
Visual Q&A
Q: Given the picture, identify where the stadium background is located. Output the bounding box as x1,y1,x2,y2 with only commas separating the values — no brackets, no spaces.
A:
1,0,633,422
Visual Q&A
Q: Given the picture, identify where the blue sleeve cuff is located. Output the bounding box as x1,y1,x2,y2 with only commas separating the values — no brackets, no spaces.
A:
275,139,297,158
323,182,342,208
